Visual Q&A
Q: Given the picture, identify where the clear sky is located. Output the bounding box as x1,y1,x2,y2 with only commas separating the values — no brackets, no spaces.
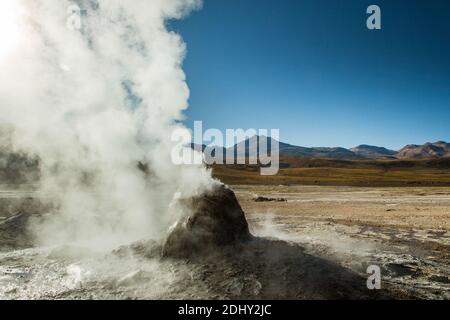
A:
170,0,450,150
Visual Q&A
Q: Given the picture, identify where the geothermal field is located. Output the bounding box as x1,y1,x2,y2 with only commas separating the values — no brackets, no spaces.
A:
1,0,449,302
240,185,450,299
0,184,449,299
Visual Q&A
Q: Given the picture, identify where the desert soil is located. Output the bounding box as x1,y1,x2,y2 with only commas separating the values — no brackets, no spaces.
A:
236,185,450,299
0,185,449,299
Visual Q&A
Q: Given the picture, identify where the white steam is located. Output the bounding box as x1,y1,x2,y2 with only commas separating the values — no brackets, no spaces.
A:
0,0,216,249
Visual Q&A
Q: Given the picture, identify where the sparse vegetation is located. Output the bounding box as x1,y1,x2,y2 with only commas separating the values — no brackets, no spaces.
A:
212,157,450,186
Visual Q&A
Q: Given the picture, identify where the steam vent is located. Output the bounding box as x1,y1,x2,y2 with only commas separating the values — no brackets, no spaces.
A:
162,185,252,258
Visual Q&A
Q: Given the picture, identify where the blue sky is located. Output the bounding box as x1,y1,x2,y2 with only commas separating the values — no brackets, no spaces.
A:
170,0,450,150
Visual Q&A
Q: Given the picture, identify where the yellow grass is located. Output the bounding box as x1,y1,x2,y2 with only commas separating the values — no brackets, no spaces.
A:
212,164,450,186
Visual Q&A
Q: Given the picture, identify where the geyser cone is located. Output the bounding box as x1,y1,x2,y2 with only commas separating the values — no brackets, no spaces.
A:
163,184,252,258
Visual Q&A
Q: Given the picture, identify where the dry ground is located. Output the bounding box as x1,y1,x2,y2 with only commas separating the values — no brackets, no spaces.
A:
0,185,449,299
234,185,450,299
236,185,450,230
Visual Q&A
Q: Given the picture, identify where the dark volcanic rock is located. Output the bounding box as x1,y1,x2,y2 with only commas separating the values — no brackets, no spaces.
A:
162,184,252,258
254,196,287,203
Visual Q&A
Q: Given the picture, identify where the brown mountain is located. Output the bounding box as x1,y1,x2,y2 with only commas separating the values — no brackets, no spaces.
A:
396,141,450,159
191,137,450,161
228,136,362,160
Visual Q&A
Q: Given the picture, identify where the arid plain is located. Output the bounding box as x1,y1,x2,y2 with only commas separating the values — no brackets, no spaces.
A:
235,184,450,299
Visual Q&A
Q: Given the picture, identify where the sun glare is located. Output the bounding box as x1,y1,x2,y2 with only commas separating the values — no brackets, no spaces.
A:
0,0,22,59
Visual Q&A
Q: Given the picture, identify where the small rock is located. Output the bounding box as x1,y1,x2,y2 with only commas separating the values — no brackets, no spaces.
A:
254,196,287,202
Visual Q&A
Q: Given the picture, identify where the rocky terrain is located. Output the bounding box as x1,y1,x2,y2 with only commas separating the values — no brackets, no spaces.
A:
1,184,449,299
397,142,450,160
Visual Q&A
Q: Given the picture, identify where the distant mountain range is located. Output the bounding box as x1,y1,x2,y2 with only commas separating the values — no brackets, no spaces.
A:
397,141,450,160
192,137,450,161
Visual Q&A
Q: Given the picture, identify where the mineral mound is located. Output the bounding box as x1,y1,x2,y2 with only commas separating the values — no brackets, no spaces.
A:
162,184,252,258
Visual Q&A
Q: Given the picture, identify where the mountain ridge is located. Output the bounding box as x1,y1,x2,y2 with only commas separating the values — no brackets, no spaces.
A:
191,136,450,160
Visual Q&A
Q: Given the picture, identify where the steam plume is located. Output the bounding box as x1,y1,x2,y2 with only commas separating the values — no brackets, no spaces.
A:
0,0,215,249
